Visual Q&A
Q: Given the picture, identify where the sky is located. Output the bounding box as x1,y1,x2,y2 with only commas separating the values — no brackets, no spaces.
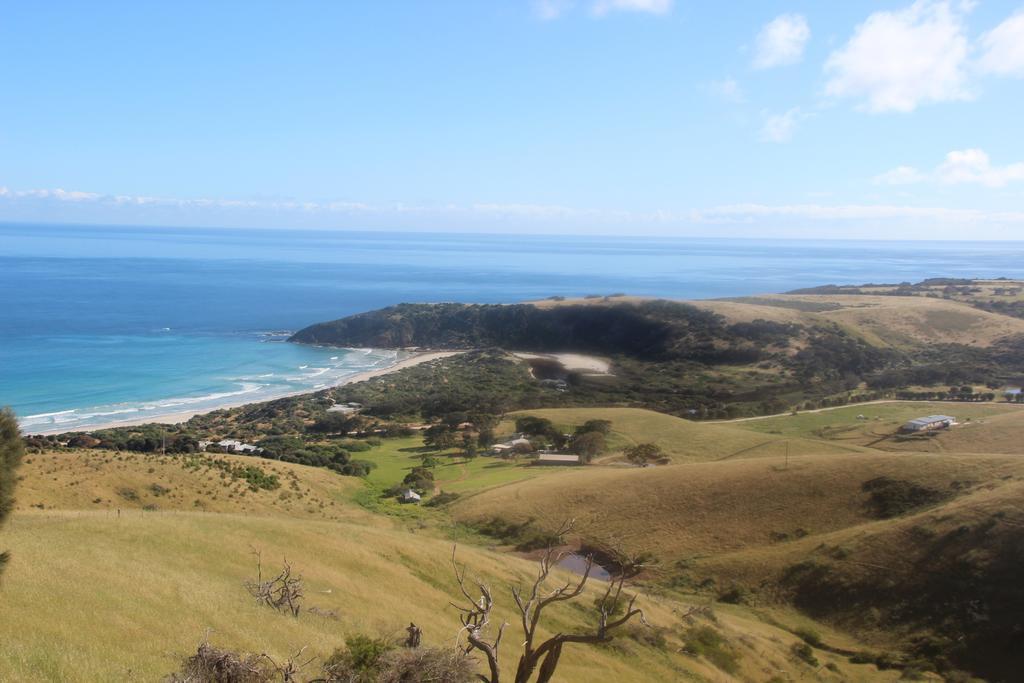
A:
2,0,1024,239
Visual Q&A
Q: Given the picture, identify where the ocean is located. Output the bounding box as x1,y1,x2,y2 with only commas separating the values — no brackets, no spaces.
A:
5,222,1024,432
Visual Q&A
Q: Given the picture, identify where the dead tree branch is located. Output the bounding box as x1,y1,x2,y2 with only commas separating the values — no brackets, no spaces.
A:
245,547,304,618
450,519,648,683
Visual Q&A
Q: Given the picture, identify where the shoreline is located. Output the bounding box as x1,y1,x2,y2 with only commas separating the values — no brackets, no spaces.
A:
24,350,462,436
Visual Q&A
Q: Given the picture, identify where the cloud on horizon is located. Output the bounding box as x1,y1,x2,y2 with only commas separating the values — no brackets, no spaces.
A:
875,149,1024,188
6,184,1024,240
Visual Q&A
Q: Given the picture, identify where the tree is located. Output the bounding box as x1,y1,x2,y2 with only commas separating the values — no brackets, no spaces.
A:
515,416,553,437
462,433,479,461
450,521,646,683
574,420,611,436
571,431,606,462
424,425,457,450
624,443,664,465
0,408,25,578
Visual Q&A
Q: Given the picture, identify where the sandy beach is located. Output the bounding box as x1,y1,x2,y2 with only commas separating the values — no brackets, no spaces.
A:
26,350,462,435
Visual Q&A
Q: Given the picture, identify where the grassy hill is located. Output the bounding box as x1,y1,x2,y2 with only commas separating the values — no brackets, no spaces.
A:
727,401,1024,452
504,407,868,462
697,293,1024,349
697,477,1024,681
452,446,1024,679
14,449,372,523
0,451,900,683
452,451,1024,562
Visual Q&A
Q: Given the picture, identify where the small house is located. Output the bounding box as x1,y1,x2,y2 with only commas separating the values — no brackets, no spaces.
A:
214,439,260,453
900,415,956,433
399,489,421,504
533,453,581,466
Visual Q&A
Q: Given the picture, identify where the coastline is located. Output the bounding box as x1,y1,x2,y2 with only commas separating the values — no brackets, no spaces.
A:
24,350,462,436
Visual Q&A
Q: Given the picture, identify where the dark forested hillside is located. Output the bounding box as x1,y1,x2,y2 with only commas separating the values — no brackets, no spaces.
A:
290,301,798,363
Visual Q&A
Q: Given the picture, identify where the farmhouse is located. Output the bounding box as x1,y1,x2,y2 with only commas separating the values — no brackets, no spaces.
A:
533,453,581,466
327,401,363,414
399,489,421,503
199,439,261,454
490,437,533,455
900,415,956,433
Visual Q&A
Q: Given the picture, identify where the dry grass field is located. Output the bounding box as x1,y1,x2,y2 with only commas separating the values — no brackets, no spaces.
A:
696,294,1024,348
0,451,900,682
452,451,1024,564
730,401,1024,452
503,407,868,463
14,449,373,524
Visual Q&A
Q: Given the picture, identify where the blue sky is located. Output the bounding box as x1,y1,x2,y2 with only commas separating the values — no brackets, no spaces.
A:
2,0,1024,238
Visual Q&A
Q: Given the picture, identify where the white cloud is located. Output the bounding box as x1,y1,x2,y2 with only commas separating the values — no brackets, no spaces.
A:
825,1,972,113
977,8,1024,77
937,148,1024,187
753,14,810,69
761,108,803,143
591,0,672,17
534,0,574,21
875,149,1024,188
873,165,928,185
709,78,744,103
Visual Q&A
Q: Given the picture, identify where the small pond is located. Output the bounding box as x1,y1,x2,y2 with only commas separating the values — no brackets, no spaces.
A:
556,553,611,581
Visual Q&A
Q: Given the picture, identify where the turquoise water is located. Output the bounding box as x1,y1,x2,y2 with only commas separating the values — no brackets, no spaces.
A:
4,223,1024,432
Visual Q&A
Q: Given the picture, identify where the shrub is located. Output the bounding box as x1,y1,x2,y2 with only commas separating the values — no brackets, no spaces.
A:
861,477,949,518
1,408,26,576
682,625,739,674
425,491,461,507
795,627,823,648
323,635,395,681
116,487,139,501
791,642,819,667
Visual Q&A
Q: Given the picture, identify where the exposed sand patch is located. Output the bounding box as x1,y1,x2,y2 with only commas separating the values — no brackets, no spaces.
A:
513,352,612,375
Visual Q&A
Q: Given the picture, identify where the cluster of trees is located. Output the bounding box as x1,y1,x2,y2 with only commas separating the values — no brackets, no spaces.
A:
333,350,538,420
255,436,375,477
513,416,611,463
893,387,997,402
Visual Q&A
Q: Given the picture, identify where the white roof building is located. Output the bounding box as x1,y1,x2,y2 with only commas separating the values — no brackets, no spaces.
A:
900,415,956,432
534,453,581,466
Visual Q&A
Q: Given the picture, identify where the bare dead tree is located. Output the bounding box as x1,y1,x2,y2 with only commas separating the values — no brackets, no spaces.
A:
245,547,304,618
450,520,647,683
451,547,507,683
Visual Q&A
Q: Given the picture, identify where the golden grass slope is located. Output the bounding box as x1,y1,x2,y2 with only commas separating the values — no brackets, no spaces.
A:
0,496,893,681
697,294,1024,348
14,449,372,523
728,401,1024,450
453,451,1024,564
873,406,1024,455
506,407,869,462
527,291,1024,348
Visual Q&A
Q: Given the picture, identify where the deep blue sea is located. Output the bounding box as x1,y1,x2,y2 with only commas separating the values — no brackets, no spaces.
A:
5,223,1024,432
